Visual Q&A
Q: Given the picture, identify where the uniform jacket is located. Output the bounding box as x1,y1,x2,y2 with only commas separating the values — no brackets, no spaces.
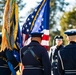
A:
0,49,19,75
50,45,64,75
0,50,11,75
58,41,76,75
20,40,51,75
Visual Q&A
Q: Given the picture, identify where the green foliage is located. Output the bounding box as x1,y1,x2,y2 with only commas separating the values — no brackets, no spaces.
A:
60,7,76,45
0,0,25,12
0,25,2,32
50,0,69,29
49,0,69,46
0,0,25,26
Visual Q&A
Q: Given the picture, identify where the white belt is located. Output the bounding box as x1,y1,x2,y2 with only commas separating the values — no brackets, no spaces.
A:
24,67,44,70
65,70,76,74
0,66,8,68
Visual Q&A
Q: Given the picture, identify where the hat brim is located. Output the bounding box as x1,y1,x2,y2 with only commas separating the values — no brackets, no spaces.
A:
31,33,43,37
64,29,76,36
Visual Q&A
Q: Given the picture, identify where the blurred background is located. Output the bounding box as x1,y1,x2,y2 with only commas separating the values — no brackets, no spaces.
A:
0,0,76,46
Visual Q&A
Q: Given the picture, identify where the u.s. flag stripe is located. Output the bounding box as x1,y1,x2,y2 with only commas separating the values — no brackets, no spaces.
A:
41,40,49,46
42,34,49,40
41,30,49,46
22,0,50,51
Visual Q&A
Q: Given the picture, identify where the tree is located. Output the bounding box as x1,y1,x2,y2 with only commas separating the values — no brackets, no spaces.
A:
49,0,69,46
0,0,26,26
50,0,69,29
60,7,76,45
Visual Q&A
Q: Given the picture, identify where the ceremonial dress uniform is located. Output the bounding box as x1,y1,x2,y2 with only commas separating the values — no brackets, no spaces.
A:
0,50,11,75
58,29,76,75
0,33,8,74
50,35,64,75
20,33,51,75
0,48,19,75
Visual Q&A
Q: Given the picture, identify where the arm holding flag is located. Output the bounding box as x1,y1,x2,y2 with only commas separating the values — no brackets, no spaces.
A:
0,0,21,75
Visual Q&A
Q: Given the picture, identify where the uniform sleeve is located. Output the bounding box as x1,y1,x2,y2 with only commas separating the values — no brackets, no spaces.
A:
20,47,25,63
49,48,53,63
5,49,19,71
57,51,64,75
0,52,4,57
42,48,51,75
20,48,22,63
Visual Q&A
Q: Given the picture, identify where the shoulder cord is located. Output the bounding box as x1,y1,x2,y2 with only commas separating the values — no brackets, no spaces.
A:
23,46,41,62
58,51,64,70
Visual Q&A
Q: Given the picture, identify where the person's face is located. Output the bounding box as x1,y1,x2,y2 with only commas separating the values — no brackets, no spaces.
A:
55,39,63,46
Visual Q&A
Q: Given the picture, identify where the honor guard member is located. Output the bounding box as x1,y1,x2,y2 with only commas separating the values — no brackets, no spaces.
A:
50,35,64,75
20,32,51,75
0,48,19,75
0,33,11,75
0,33,10,75
58,29,76,75
0,50,11,75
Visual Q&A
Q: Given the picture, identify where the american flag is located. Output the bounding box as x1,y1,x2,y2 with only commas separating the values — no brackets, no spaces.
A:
14,24,22,50
22,0,50,50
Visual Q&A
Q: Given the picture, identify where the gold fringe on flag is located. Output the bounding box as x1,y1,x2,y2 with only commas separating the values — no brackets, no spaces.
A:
1,0,12,51
1,0,19,51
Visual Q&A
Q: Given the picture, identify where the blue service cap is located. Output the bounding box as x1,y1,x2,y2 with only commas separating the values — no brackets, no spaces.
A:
31,32,43,37
64,29,76,36
54,35,63,40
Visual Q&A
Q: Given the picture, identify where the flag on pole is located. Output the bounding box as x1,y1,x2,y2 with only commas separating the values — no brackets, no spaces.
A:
1,0,20,51
22,0,50,50
14,23,22,50
1,0,13,51
1,0,20,74
41,0,50,50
